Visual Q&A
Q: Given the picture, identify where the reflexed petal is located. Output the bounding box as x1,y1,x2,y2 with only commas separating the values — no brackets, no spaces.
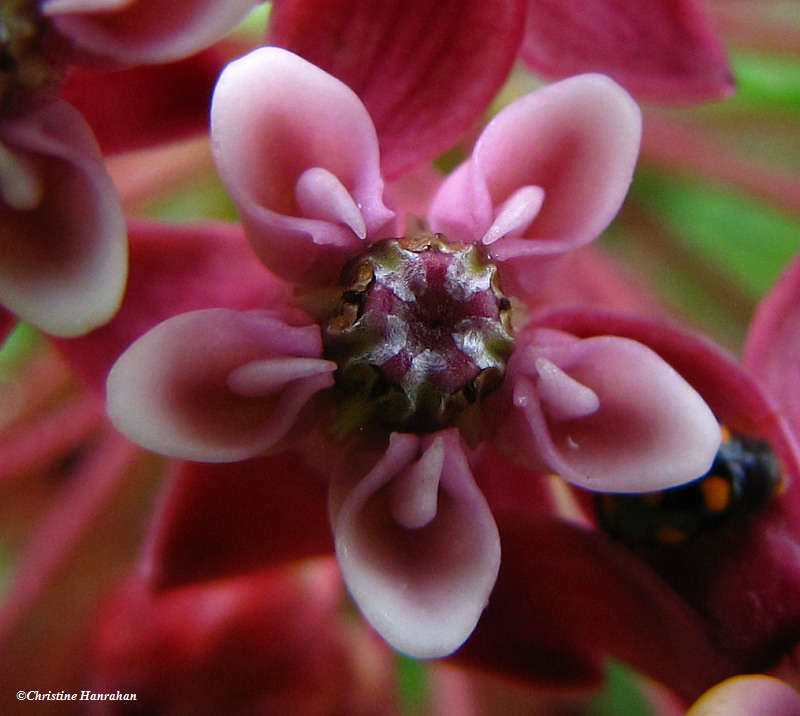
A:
745,253,800,444
60,46,228,154
688,675,800,716
42,0,258,65
520,0,734,104
330,430,500,658
455,514,738,701
106,308,334,462
498,328,720,492
211,47,394,285
143,454,332,590
268,0,525,179
429,74,641,295
91,563,393,715
53,220,293,394
0,100,126,336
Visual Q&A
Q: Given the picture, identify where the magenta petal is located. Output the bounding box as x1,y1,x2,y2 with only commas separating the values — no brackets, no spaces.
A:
455,514,738,701
498,328,720,492
91,563,393,715
745,254,800,445
268,0,525,179
520,0,734,104
429,74,640,295
211,47,394,285
43,0,257,65
53,220,292,394
106,308,334,462
0,100,126,336
60,46,227,154
143,453,332,590
330,430,500,658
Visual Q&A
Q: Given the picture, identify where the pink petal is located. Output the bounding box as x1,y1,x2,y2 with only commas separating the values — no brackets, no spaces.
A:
497,328,720,492
688,676,800,716
142,453,332,590
0,100,126,336
745,254,800,445
106,308,334,462
520,0,734,104
59,45,229,155
53,219,291,394
534,307,800,481
330,430,500,658
42,0,258,66
429,74,641,296
210,47,394,285
267,0,525,179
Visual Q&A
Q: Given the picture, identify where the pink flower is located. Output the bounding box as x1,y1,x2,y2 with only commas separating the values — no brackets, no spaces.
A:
0,0,256,336
102,48,721,659
449,253,800,702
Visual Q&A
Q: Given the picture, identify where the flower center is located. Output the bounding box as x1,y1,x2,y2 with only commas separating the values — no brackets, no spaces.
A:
323,233,514,433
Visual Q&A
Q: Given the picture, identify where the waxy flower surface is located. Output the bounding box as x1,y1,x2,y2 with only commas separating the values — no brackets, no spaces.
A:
105,47,722,659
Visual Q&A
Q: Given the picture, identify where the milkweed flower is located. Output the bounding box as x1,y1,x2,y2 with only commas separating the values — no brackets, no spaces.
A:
0,0,258,337
451,251,800,702
104,47,721,659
